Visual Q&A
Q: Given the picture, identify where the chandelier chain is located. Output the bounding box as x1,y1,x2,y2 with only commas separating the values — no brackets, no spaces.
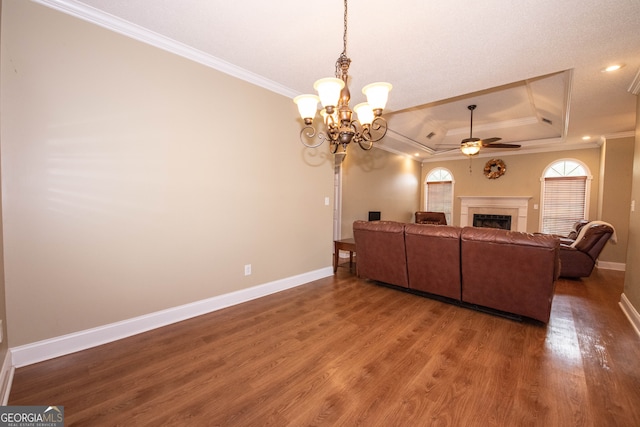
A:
342,0,348,56
335,0,351,78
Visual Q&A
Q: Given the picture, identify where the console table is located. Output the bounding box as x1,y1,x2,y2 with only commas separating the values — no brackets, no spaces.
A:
333,238,356,273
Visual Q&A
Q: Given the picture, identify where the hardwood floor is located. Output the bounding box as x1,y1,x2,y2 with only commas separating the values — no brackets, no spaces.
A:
9,264,640,426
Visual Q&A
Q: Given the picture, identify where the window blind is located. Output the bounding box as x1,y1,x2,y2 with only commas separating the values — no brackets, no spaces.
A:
542,176,586,235
426,181,452,225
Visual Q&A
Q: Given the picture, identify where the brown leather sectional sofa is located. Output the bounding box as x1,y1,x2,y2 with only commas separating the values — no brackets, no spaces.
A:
353,220,561,323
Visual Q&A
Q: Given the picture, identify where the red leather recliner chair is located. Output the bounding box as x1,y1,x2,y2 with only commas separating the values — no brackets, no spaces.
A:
559,222,614,278
414,211,447,225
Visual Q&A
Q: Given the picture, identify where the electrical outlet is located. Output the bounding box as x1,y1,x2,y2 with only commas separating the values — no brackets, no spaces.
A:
244,264,252,276
0,320,3,343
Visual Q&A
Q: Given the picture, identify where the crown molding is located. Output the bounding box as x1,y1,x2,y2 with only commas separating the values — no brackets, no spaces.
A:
33,0,298,98
445,116,540,136
420,139,601,163
385,129,436,154
603,131,635,140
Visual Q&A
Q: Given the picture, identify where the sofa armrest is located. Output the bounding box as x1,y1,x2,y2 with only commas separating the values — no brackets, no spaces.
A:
353,220,409,288
560,243,577,251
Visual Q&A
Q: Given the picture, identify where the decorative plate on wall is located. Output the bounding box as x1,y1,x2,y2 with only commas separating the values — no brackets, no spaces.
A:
484,159,506,179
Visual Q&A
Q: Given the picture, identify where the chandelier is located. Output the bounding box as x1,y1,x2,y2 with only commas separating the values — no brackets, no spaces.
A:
293,0,392,155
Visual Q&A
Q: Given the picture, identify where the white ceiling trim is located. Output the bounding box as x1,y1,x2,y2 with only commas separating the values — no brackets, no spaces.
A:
385,129,436,154
420,139,602,163
33,0,299,98
446,116,541,136
27,0,639,161
373,145,421,161
604,131,636,140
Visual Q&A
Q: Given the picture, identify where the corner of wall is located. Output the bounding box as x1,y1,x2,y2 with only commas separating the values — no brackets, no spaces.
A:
620,293,640,338
0,350,13,405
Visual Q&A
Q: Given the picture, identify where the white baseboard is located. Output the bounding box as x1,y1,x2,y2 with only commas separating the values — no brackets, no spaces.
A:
0,351,14,405
619,293,640,338
10,267,332,368
596,260,626,271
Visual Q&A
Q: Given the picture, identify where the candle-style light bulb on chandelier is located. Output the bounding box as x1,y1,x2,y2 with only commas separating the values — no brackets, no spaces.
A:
293,0,392,154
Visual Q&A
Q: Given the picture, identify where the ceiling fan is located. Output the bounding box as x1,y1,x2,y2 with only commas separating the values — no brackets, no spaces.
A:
460,104,521,156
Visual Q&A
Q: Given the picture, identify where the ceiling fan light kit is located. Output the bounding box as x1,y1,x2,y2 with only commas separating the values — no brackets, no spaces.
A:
461,140,481,156
460,104,521,157
294,0,392,155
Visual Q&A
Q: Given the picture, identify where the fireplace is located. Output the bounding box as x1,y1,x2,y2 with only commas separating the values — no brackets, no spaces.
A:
473,214,512,230
459,196,531,232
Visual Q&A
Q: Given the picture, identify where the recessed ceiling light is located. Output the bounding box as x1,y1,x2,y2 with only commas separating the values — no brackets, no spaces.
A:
414,152,420,157
582,136,591,140
601,64,625,72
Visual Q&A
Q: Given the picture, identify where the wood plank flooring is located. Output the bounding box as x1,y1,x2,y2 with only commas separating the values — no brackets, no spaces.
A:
9,264,640,426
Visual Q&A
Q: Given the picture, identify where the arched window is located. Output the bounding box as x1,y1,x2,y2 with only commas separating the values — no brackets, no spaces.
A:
425,168,454,225
540,159,591,235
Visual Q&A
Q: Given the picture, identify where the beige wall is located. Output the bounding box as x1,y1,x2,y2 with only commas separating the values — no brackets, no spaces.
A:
340,142,633,264
340,147,421,238
420,148,601,232
623,96,640,311
599,137,634,264
0,0,8,367
0,116,6,362
0,0,334,347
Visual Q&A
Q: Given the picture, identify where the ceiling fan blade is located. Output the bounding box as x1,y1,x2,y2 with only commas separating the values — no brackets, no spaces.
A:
480,137,501,145
461,137,480,144
484,143,522,149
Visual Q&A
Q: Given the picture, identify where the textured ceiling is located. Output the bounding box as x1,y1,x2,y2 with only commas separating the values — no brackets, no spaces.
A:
37,0,640,159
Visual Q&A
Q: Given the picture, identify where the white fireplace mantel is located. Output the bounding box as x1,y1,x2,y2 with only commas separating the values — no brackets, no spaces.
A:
459,196,531,232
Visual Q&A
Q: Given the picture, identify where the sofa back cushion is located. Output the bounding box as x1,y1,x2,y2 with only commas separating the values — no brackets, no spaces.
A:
460,227,560,323
353,220,409,288
574,224,614,260
405,224,461,300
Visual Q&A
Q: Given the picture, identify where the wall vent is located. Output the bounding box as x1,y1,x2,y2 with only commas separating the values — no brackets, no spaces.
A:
628,68,640,95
